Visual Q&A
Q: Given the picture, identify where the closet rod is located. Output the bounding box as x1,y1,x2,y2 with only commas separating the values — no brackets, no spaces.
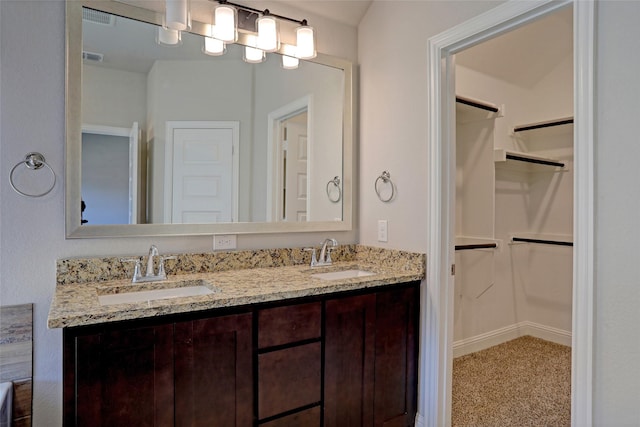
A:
455,96,499,113
455,243,498,251
506,153,564,168
512,237,573,247
513,118,574,132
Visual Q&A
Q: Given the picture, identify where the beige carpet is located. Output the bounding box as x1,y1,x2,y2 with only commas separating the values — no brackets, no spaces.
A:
452,336,571,427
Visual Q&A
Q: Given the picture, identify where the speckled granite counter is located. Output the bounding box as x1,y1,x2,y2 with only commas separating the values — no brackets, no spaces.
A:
48,245,425,328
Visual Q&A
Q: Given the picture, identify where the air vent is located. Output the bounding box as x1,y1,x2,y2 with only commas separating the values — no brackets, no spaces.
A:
82,8,115,26
82,51,104,62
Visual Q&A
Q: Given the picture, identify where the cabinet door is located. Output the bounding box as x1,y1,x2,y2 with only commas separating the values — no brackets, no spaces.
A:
324,294,376,427
64,324,174,427
174,313,253,427
374,286,419,427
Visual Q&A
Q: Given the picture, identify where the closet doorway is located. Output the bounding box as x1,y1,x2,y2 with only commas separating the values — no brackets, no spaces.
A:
453,7,573,425
422,1,595,426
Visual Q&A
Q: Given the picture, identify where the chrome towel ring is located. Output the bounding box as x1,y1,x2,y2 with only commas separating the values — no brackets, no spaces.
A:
326,176,341,203
375,171,394,202
9,152,56,198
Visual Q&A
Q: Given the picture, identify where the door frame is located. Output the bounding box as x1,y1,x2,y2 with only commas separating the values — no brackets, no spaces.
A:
422,1,594,426
164,121,240,223
81,123,140,224
266,95,313,221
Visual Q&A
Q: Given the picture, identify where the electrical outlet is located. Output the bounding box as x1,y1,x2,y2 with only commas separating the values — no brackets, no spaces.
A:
213,234,237,250
378,220,388,242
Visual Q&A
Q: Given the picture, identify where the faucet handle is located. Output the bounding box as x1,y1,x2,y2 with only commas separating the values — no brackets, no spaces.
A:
157,256,176,278
303,247,318,267
120,258,142,282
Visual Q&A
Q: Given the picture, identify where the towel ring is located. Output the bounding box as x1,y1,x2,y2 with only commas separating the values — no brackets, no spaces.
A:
326,176,341,203
375,171,394,202
9,152,56,198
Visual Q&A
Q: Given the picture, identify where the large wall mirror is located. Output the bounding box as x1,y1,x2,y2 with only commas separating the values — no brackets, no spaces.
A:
66,0,353,238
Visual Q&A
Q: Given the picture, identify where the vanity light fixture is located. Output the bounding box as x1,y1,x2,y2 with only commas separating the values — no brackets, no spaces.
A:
282,55,299,69
157,26,182,46
295,21,316,59
243,35,265,63
212,4,237,43
203,36,226,55
164,0,191,31
256,11,279,52
161,0,315,66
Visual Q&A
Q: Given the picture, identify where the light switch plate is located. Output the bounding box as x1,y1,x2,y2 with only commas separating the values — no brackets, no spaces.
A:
378,220,388,242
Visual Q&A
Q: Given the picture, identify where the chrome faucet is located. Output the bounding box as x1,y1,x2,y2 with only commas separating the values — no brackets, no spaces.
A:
121,245,175,283
304,238,338,267
146,245,159,277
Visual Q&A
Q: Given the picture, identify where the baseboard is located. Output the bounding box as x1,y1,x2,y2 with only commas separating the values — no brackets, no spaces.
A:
453,321,571,358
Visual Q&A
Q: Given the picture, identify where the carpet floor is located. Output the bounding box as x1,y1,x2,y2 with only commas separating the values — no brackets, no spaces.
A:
452,336,571,426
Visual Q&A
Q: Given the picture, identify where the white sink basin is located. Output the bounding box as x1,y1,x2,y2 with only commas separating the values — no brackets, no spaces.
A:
310,269,377,281
98,280,218,306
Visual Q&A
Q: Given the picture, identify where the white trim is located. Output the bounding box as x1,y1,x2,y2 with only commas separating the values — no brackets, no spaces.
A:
424,1,594,426
266,95,313,222
571,2,595,426
453,322,572,358
164,121,240,224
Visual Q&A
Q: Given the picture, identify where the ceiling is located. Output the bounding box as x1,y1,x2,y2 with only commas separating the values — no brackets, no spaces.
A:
118,0,372,27
456,6,573,89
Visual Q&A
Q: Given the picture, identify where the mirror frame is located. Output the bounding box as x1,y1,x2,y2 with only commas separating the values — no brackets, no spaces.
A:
66,0,354,238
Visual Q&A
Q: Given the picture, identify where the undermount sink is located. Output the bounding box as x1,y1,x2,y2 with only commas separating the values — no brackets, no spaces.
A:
97,279,219,306
310,269,377,281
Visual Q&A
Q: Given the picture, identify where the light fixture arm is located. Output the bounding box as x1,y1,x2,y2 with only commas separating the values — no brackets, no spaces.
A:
215,0,307,26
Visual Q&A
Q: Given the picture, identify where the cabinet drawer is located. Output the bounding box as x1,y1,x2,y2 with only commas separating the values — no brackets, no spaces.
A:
260,406,320,427
258,302,321,348
258,342,321,419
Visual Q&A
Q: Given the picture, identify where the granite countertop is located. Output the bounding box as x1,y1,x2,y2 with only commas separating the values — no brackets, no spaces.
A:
48,246,425,329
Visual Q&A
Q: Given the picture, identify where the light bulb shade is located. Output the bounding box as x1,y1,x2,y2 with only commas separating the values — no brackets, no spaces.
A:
257,15,279,52
203,36,226,56
157,27,182,46
296,25,316,59
165,0,191,31
244,46,265,63
213,5,237,43
282,55,299,69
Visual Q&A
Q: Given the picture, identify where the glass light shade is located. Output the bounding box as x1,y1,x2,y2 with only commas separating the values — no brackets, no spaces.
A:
165,0,190,31
257,15,279,52
282,55,299,70
156,27,182,46
203,37,226,56
213,5,237,43
296,25,316,59
244,45,265,63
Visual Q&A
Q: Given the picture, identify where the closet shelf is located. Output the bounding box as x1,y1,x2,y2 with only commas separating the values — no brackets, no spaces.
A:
494,149,565,171
513,117,573,133
456,95,501,123
511,237,573,247
455,237,498,251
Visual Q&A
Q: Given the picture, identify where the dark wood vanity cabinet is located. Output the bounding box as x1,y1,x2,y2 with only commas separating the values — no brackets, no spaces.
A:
174,313,253,427
63,282,419,427
63,324,175,427
325,286,419,427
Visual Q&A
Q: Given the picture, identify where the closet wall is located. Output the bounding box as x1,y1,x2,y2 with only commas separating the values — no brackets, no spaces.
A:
453,10,573,356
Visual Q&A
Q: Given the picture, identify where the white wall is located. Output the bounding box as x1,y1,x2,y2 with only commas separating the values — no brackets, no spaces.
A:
82,64,147,128
0,2,356,425
594,1,640,423
358,1,503,252
358,0,640,423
